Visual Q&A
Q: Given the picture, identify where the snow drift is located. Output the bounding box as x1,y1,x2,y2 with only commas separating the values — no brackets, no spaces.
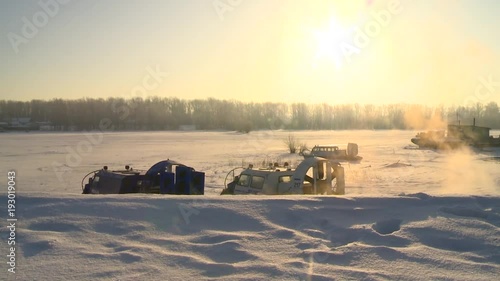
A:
3,194,499,280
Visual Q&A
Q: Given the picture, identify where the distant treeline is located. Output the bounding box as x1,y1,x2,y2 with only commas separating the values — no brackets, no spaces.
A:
0,98,499,131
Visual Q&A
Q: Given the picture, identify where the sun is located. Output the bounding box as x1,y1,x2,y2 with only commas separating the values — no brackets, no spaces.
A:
313,18,355,70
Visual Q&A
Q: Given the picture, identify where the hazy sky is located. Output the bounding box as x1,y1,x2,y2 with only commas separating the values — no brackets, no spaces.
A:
1,0,499,106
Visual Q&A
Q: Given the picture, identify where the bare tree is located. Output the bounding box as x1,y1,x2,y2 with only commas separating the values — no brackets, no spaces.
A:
284,134,298,154
298,142,309,156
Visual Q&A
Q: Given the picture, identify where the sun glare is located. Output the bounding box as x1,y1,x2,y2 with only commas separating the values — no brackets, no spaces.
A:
313,18,354,70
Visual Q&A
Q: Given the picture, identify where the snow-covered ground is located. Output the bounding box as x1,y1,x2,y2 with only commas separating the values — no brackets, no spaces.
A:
1,130,499,280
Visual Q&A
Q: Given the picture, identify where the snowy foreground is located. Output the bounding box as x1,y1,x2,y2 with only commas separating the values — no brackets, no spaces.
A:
1,130,499,280
5,194,500,280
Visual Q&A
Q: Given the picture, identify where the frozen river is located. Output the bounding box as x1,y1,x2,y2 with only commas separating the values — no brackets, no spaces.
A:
1,130,499,196
2,130,500,281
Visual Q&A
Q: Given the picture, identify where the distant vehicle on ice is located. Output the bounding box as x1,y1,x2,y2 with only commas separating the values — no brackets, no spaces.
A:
411,119,500,149
302,143,362,161
221,157,345,195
